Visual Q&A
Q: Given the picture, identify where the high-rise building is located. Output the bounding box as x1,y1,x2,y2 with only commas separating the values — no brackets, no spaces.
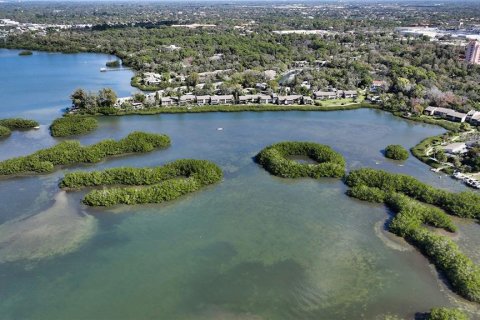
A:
466,40,480,64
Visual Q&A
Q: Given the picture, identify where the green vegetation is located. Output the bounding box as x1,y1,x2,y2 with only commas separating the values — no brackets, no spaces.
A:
255,141,346,179
0,118,39,129
49,116,98,137
0,118,39,139
345,168,480,218
60,159,223,206
18,50,32,56
69,88,118,115
105,60,120,67
345,168,480,303
384,144,409,161
0,126,11,138
108,102,374,116
0,131,170,176
427,307,469,320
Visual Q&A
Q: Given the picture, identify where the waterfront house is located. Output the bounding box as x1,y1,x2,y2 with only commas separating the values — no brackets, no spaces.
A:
342,90,358,99
303,96,314,105
424,106,437,116
466,110,480,124
258,95,274,104
470,113,480,126
179,95,196,105
238,95,259,104
314,91,338,100
432,107,451,118
196,95,211,106
445,110,467,123
161,97,176,106
211,95,234,105
277,95,302,105
115,97,133,107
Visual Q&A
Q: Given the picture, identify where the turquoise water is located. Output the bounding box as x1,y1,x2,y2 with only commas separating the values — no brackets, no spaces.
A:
0,50,479,319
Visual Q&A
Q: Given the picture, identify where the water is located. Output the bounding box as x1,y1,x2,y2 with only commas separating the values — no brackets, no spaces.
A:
0,50,479,320
0,49,135,123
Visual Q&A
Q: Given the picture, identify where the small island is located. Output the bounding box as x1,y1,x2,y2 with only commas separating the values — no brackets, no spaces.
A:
60,159,223,206
50,116,98,137
0,118,39,139
105,60,121,68
18,50,33,56
255,141,346,179
0,131,170,176
384,144,409,161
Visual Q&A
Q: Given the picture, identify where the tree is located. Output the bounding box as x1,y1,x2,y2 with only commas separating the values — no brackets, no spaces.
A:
97,88,117,108
384,145,409,161
186,72,199,87
71,88,87,109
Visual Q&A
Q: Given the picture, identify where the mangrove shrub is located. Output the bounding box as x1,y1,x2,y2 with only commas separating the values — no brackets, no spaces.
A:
60,159,223,207
255,141,346,179
0,131,171,176
50,116,99,137
345,168,480,303
384,144,409,161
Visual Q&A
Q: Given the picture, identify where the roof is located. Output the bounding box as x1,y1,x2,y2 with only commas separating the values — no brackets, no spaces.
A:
258,95,273,99
447,110,467,118
211,95,234,99
314,91,337,96
343,90,358,95
425,106,437,111
179,95,196,101
196,95,211,100
278,95,302,100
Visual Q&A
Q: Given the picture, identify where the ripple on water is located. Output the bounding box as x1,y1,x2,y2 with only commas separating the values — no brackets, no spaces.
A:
0,191,97,263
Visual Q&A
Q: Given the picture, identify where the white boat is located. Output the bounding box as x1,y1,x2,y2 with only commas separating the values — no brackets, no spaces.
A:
33,126,40,130
217,127,223,131
100,67,107,72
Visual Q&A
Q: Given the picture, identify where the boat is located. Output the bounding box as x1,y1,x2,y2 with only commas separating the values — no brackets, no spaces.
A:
217,127,223,131
100,67,107,72
33,126,40,130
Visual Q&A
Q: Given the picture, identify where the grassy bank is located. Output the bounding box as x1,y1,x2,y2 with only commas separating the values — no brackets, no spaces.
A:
60,159,223,206
96,102,375,116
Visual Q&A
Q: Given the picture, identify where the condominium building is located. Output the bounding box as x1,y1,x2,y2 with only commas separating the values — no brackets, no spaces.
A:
466,40,480,64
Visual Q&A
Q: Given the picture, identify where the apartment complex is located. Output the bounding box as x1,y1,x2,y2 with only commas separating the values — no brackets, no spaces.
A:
466,40,480,64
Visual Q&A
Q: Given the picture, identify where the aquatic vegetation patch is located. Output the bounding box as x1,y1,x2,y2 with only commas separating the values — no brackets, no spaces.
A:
60,159,223,206
0,118,39,139
0,131,171,176
255,141,346,179
427,307,469,320
384,144,409,161
50,116,98,137
0,125,10,138
345,168,480,303
345,168,480,219
0,191,97,263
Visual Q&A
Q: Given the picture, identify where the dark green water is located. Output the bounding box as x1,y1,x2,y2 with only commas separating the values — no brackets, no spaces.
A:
1,110,479,319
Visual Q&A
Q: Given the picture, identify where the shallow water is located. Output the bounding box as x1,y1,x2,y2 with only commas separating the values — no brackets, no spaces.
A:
0,50,479,320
